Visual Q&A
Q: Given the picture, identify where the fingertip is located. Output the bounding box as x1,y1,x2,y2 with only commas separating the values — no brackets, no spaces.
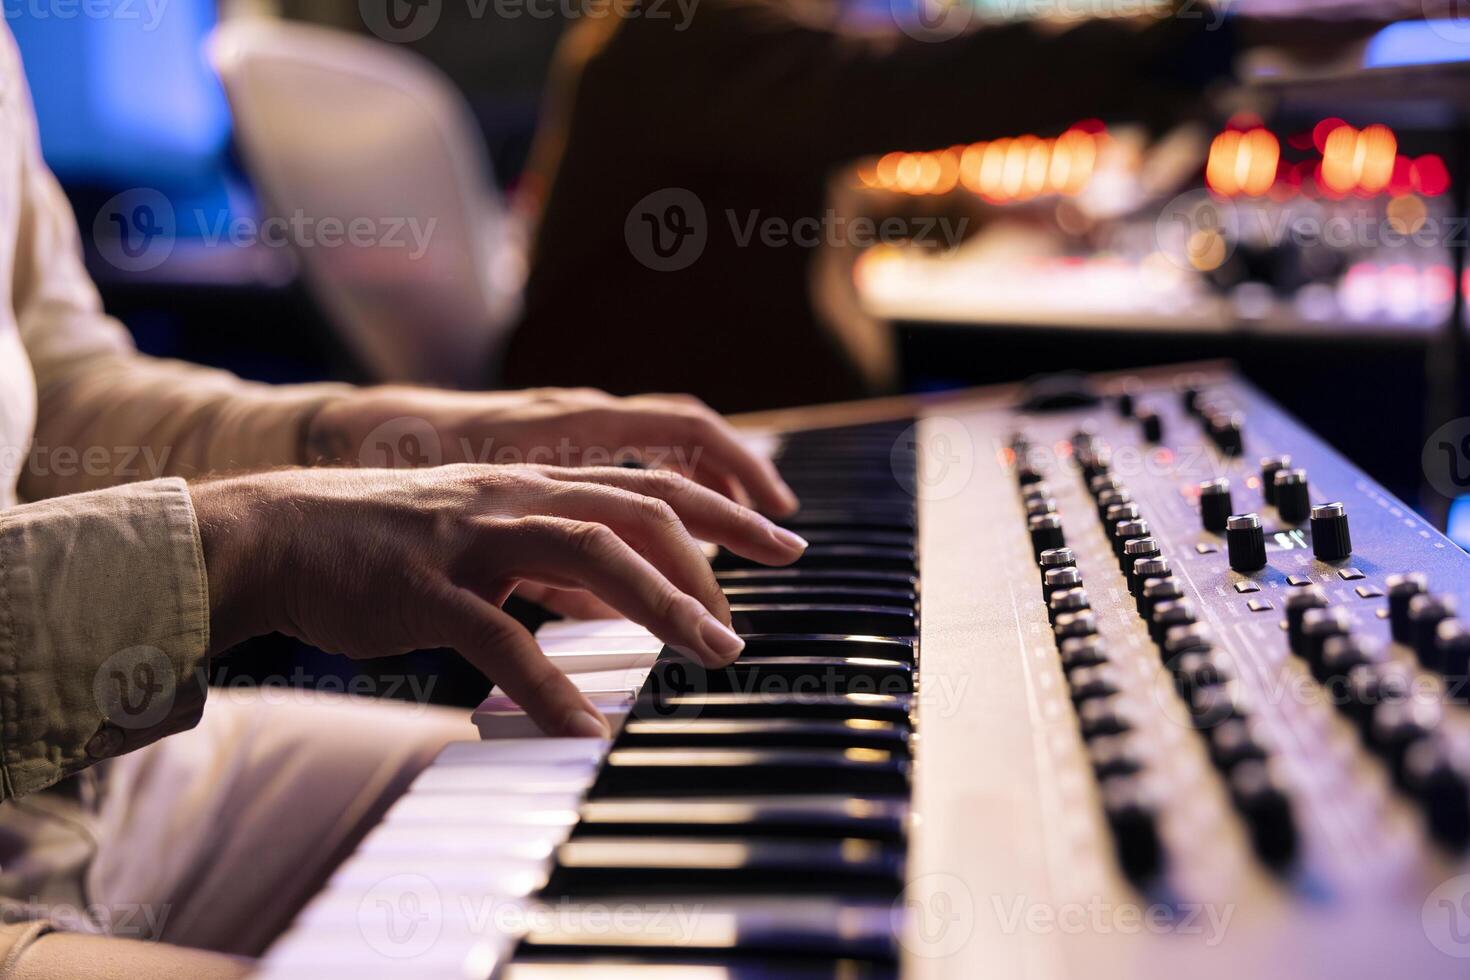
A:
563,707,611,738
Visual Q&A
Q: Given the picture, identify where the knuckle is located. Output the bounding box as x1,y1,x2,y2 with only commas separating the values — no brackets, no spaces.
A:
564,520,619,559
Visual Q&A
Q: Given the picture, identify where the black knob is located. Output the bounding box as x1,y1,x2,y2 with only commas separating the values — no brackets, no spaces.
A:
1089,475,1123,498
1163,623,1213,658
1211,412,1245,457
1096,488,1132,520
1138,407,1163,444
1343,663,1415,734
1198,478,1233,533
1273,468,1310,524
1017,463,1043,487
1039,547,1077,573
1042,566,1083,603
1054,610,1099,642
1128,552,1168,596
1320,635,1386,681
1104,503,1141,528
1369,699,1443,784
1024,495,1058,518
1226,514,1267,572
1101,775,1163,883
1060,636,1109,673
1230,760,1296,868
1310,502,1352,562
1117,389,1137,418
1182,385,1202,415
1436,620,1470,683
1259,455,1292,506
1404,736,1470,847
1209,718,1271,772
1138,575,1182,622
1385,573,1428,644
1048,587,1090,623
1408,594,1456,668
1029,514,1064,557
1300,607,1352,673
1150,598,1197,645
1021,481,1052,503
1122,534,1160,571
1080,447,1112,483
1284,587,1329,656
1112,519,1149,560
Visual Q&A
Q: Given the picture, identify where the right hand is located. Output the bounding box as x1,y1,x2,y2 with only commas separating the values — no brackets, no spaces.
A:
190,464,808,737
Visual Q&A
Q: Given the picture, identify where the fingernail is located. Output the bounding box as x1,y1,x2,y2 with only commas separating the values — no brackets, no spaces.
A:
565,709,611,738
769,525,809,552
699,613,745,662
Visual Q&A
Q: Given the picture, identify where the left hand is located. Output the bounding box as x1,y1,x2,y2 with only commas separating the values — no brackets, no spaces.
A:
305,386,799,517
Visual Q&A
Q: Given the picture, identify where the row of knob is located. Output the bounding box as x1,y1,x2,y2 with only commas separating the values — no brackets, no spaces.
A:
1013,433,1298,880
1281,580,1470,846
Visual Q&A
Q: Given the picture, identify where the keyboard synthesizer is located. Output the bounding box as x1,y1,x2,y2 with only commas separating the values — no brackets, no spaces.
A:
259,363,1470,980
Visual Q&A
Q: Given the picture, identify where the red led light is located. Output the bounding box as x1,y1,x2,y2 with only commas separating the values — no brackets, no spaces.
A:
1312,117,1347,153
1413,154,1451,196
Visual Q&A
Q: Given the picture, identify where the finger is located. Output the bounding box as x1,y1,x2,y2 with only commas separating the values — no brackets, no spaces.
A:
437,589,611,738
515,582,621,620
532,481,734,624
464,517,745,666
621,401,799,517
534,467,806,566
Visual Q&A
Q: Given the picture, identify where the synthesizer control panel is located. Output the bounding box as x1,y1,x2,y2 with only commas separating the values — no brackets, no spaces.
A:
909,363,1470,979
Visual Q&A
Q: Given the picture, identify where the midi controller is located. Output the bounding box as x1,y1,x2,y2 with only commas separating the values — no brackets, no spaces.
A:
259,363,1470,980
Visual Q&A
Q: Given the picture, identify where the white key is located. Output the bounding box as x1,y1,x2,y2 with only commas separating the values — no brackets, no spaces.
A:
431,738,608,767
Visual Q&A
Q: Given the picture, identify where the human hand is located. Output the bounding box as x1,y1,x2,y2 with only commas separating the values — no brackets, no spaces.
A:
305,387,798,516
191,464,807,736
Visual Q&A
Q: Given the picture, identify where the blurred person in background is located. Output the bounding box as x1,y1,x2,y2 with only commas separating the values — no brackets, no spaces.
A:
504,0,1407,411
0,22,802,978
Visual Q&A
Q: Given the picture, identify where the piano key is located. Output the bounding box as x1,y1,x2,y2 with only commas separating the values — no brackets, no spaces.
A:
714,570,917,592
645,657,913,697
573,795,908,841
616,717,910,753
715,546,916,574
513,897,899,961
728,604,917,637
738,635,915,664
505,959,896,980
383,793,586,826
592,748,910,796
546,838,904,895
719,585,917,606
431,739,610,767
629,691,912,724
474,688,638,739
775,529,915,548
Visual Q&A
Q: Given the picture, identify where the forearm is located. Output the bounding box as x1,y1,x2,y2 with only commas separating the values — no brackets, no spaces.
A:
21,349,351,499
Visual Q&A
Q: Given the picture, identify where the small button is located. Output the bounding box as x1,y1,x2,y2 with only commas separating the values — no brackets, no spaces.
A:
1286,575,1312,587
1355,585,1384,600
1338,568,1365,581
86,725,125,760
1234,581,1261,594
1247,598,1275,612
1195,543,1219,555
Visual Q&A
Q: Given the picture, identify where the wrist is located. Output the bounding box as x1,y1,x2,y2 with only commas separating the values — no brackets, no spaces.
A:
190,477,279,654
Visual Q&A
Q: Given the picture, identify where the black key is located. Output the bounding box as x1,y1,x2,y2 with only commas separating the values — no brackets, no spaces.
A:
507,956,898,979
738,635,916,665
547,837,905,895
629,692,912,725
617,717,910,753
721,586,918,607
715,546,916,574
573,795,909,842
716,570,917,591
790,530,916,548
729,605,917,638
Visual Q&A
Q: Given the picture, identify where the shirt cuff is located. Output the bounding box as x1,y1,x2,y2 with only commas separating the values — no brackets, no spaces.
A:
0,478,210,799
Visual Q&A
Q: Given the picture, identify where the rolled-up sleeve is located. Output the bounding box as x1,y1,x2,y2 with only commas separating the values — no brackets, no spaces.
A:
0,478,209,800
